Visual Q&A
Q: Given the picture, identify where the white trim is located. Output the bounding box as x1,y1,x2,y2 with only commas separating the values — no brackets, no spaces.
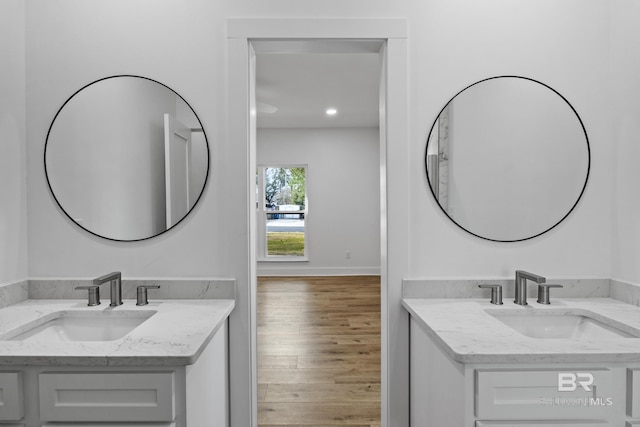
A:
258,257,309,262
252,39,385,54
379,36,410,427
227,18,408,427
227,18,408,39
227,35,258,427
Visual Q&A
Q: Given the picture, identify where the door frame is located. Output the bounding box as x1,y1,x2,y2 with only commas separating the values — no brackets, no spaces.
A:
227,18,409,427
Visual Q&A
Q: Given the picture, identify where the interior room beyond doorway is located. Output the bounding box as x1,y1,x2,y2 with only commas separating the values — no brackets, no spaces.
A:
254,40,384,426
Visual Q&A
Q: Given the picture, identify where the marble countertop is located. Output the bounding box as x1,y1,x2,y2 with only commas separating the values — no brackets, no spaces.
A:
0,299,234,366
403,297,640,364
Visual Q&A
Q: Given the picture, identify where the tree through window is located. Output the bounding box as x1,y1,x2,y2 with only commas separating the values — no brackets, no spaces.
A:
260,166,307,258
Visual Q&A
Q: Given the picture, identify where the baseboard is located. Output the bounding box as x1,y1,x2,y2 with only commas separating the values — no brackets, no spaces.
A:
257,266,380,277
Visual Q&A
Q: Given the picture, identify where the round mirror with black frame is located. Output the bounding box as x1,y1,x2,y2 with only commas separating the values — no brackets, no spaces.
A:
44,75,210,242
425,76,590,242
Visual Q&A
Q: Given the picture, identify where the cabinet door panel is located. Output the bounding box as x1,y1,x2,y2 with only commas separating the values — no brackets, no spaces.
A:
476,369,615,420
39,371,175,422
0,372,23,421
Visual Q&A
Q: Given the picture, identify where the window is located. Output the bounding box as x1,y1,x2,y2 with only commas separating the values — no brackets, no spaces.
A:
257,166,307,260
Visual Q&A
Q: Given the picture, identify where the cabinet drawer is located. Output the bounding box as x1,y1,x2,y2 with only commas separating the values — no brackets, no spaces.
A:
476,369,615,420
0,372,23,421
39,371,175,422
628,368,640,417
476,422,610,427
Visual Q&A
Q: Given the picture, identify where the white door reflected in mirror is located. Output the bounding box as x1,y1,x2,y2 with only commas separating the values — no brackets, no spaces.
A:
164,113,191,229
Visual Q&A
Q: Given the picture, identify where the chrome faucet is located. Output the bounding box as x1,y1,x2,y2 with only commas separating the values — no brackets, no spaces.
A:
93,271,123,307
514,270,546,305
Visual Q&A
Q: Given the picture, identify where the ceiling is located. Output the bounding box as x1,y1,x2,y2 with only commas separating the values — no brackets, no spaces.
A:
256,51,381,129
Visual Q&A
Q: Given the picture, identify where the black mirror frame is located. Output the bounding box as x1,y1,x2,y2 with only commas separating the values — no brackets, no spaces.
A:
44,74,210,242
424,75,591,243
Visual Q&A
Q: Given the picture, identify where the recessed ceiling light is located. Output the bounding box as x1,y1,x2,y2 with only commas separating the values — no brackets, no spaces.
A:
326,108,338,116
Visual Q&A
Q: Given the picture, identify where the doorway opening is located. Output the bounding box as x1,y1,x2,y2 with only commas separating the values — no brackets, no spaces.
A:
254,40,384,425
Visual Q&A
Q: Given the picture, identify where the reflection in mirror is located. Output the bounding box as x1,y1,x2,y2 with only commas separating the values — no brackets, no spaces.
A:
45,75,209,241
425,76,590,242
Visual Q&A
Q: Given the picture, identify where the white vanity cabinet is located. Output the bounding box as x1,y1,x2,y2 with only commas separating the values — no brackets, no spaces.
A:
410,317,640,427
0,320,228,427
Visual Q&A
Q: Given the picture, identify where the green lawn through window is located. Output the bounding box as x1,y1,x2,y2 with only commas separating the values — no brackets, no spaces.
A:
267,232,305,256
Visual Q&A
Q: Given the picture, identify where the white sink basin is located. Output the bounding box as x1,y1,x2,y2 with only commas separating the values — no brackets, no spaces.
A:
487,310,640,339
3,310,156,342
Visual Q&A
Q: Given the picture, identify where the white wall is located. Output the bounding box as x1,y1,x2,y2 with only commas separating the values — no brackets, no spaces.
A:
611,0,640,284
24,1,229,278
0,0,27,284
408,1,612,280
24,1,613,280
16,1,621,426
257,127,380,275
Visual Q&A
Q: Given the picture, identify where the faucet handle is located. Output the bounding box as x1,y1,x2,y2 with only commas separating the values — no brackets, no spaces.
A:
478,284,503,305
136,285,160,306
75,285,101,306
537,284,563,305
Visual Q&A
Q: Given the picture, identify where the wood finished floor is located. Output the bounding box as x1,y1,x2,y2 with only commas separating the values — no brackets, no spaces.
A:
257,276,381,427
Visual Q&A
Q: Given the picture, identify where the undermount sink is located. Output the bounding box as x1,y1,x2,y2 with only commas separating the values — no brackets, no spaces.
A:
487,309,640,339
2,310,156,342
